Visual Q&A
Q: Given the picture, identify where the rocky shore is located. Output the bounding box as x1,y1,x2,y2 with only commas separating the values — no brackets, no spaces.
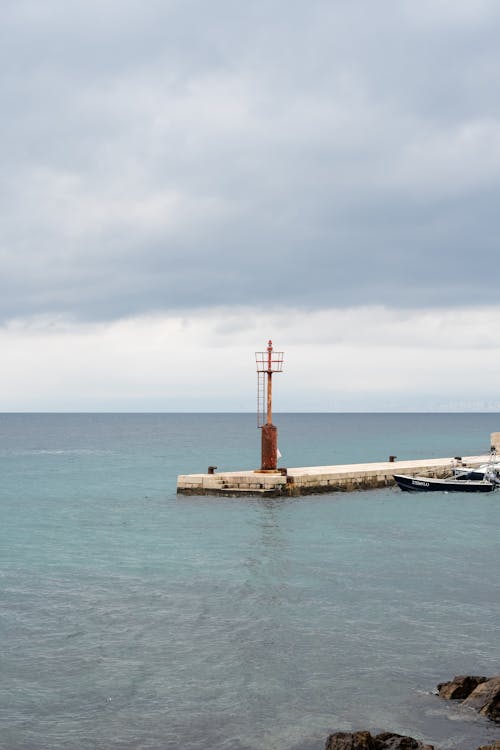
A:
323,732,499,750
437,675,500,723
325,731,434,750
322,675,499,750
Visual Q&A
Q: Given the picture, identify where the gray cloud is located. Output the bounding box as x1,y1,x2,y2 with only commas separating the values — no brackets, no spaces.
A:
2,0,500,322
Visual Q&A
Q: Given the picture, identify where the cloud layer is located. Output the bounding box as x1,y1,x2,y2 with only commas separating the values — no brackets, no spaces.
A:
3,306,500,411
2,0,500,323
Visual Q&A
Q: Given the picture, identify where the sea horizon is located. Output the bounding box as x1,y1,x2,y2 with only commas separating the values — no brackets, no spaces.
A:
2,409,500,414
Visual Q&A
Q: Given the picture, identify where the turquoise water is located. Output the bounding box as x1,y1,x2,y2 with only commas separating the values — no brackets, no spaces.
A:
0,414,499,750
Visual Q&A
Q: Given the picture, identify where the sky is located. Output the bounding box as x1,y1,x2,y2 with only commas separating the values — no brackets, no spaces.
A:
2,0,500,411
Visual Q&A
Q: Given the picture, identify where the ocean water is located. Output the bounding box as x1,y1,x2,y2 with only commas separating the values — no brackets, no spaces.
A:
0,413,499,750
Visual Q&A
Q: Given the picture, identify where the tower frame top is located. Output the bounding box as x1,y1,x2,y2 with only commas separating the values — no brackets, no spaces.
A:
255,340,284,373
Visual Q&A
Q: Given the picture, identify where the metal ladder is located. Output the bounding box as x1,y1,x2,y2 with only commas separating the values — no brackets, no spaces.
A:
256,371,267,427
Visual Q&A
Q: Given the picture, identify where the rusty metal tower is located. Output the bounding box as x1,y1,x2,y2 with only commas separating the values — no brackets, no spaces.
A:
255,340,284,470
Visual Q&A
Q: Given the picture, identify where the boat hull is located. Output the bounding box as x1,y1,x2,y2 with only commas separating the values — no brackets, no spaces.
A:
393,474,495,493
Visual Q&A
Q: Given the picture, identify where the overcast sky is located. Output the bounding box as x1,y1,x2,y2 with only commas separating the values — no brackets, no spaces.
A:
2,0,500,411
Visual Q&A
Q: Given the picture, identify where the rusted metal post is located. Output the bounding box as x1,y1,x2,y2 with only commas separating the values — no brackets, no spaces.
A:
261,423,278,470
266,339,273,425
262,340,277,470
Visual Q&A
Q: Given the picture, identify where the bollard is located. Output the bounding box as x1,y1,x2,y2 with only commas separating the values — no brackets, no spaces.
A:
207,466,217,475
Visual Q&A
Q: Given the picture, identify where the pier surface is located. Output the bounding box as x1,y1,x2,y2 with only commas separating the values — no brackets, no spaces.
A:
177,454,491,497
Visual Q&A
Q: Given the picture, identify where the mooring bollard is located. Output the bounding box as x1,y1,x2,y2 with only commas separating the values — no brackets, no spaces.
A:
207,465,217,475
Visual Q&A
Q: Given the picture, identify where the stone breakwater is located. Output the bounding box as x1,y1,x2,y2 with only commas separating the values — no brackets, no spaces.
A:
177,454,490,497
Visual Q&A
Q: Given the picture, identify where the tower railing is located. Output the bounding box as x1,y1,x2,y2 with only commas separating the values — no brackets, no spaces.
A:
255,351,284,373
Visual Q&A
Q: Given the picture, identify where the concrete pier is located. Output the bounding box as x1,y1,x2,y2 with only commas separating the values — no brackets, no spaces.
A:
177,453,492,497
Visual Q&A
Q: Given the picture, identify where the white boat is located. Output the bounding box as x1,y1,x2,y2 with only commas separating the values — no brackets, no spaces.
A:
453,453,500,483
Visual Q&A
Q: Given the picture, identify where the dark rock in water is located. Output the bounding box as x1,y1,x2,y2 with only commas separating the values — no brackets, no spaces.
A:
437,675,488,700
374,732,434,750
475,742,500,750
461,676,500,722
324,731,434,750
436,674,500,723
325,731,374,750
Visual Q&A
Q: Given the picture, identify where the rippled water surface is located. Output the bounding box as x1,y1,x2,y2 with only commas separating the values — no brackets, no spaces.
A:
0,413,499,750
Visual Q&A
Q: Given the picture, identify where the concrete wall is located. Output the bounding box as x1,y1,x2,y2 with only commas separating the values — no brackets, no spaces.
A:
177,454,489,497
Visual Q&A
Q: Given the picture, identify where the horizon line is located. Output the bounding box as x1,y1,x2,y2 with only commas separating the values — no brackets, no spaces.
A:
1,410,500,415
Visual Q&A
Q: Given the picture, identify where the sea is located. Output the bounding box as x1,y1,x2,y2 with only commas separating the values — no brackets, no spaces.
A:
0,413,499,750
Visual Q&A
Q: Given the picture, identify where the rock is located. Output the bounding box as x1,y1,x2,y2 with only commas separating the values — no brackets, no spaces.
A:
437,675,488,700
324,731,434,750
462,676,500,722
325,731,374,750
474,743,500,750
374,732,434,750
